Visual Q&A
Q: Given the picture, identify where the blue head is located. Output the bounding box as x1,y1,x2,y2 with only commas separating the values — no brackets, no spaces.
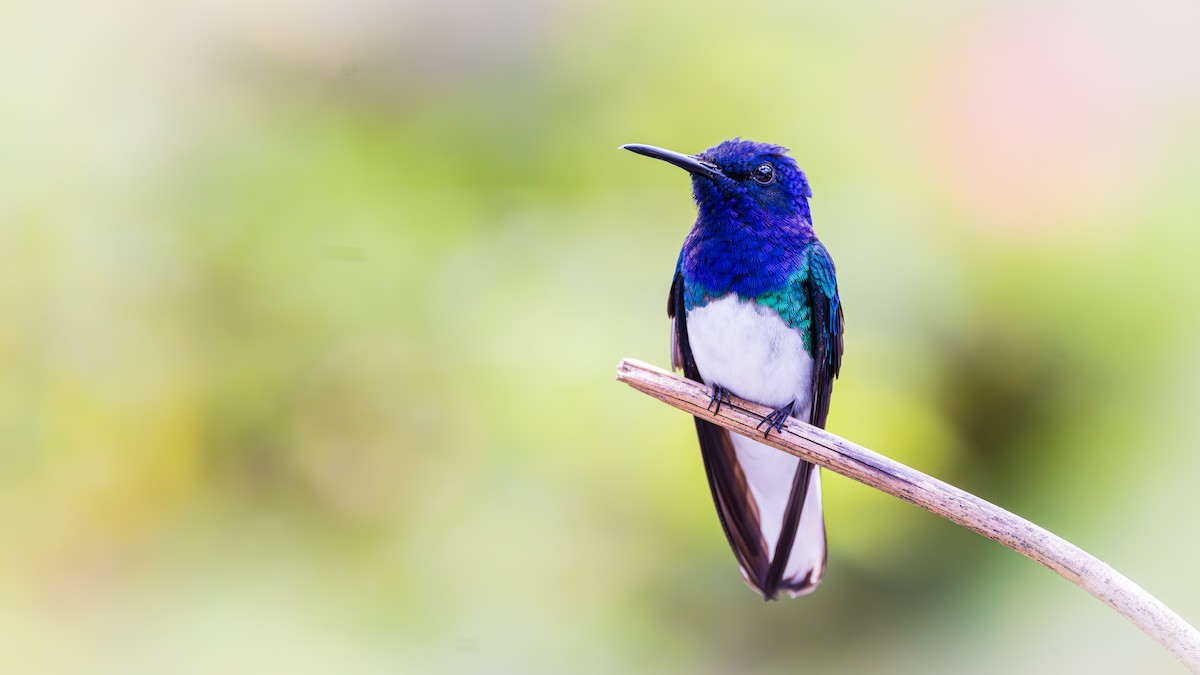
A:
622,138,815,296
623,138,813,231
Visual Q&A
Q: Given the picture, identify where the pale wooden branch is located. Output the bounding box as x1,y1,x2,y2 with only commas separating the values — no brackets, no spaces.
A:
616,357,1200,672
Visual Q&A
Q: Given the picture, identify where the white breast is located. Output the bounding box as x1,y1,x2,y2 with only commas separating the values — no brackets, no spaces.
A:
686,293,814,415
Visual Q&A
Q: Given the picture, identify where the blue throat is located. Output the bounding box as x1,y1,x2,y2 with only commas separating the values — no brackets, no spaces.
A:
680,177,815,299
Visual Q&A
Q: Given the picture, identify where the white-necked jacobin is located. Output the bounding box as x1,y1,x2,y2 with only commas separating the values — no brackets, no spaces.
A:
623,139,844,600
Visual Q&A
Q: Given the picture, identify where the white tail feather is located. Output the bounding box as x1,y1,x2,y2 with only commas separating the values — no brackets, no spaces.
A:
730,433,826,594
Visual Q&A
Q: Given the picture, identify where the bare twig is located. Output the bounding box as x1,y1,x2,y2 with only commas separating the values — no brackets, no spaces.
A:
616,357,1200,672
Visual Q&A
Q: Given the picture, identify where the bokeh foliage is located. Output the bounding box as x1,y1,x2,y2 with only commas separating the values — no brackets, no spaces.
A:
2,0,1200,672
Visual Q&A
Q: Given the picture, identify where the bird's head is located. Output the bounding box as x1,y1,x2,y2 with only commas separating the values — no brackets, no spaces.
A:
622,138,813,227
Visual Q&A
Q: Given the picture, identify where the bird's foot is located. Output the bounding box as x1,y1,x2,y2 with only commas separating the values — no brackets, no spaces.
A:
707,384,733,415
756,401,795,438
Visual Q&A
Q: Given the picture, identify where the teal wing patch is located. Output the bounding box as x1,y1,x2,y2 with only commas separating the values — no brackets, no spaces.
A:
754,257,813,351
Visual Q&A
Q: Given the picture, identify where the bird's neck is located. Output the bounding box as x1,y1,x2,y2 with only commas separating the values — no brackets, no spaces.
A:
681,203,815,299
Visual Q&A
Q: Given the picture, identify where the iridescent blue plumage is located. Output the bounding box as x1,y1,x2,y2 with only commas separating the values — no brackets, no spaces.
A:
624,138,844,599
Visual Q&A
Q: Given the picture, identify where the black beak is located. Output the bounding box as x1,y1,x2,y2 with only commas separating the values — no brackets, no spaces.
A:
621,144,722,179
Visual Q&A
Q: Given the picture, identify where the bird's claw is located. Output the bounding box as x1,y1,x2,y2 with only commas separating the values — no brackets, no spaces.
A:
707,385,732,415
755,401,795,438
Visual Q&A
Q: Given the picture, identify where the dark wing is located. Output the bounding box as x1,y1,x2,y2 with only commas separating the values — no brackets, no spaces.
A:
668,271,683,371
762,243,844,597
669,266,772,589
803,242,844,429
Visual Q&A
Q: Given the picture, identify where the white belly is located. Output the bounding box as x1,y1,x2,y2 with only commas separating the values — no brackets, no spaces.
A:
686,293,814,415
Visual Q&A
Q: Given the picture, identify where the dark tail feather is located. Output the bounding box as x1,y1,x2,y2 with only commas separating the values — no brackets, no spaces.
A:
762,460,815,598
694,418,771,587
718,430,828,599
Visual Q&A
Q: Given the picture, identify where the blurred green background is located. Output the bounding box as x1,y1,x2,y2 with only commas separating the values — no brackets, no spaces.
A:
3,0,1200,672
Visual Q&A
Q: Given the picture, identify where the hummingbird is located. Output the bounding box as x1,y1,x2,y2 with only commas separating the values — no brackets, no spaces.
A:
623,139,844,600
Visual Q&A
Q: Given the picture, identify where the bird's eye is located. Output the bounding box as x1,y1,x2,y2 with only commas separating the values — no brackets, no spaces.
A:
752,162,775,184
